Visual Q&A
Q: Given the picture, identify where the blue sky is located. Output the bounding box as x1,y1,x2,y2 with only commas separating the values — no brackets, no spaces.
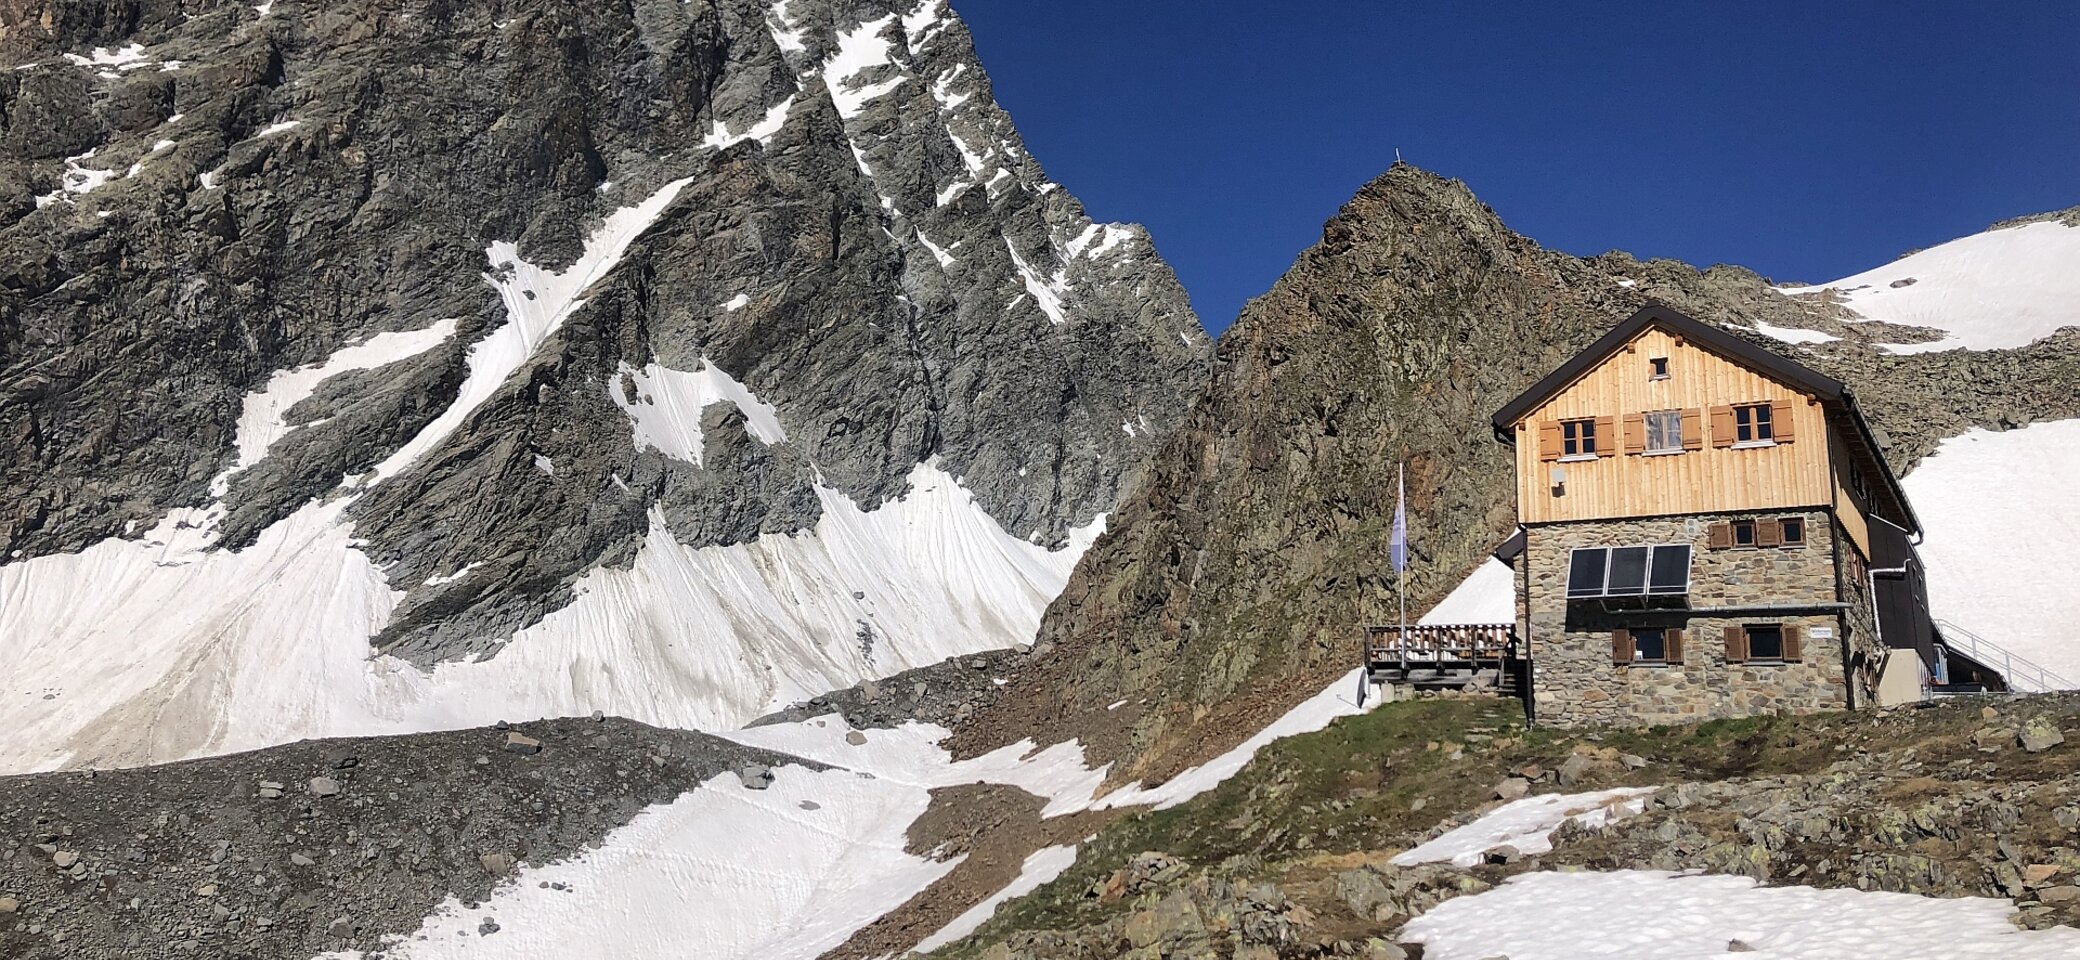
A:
957,2,2080,333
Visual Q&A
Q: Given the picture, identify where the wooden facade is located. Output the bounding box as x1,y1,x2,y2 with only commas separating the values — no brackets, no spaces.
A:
1504,326,1837,525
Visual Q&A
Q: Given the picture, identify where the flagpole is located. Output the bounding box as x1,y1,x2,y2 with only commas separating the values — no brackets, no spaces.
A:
1397,462,1407,647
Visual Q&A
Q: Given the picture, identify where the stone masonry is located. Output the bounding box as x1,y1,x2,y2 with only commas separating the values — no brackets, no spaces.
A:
1525,509,1876,727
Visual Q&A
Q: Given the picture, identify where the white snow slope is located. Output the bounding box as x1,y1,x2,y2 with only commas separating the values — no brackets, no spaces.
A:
0,174,1098,774
1404,869,2080,960
1901,418,2080,686
1776,217,2080,352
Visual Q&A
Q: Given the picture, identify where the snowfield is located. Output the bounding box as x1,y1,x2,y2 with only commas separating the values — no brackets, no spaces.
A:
1901,418,2080,686
1777,218,2080,352
1403,869,2080,959
313,719,1100,960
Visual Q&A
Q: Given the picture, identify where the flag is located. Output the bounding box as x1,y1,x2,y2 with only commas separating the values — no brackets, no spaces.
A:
1390,462,1408,573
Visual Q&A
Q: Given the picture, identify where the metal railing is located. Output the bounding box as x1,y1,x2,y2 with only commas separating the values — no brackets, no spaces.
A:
1935,619,2074,694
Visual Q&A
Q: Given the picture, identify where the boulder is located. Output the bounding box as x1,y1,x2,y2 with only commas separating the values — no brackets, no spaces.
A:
845,730,869,746
308,777,341,797
737,765,775,790
1494,777,1531,801
503,732,543,755
2020,719,2065,753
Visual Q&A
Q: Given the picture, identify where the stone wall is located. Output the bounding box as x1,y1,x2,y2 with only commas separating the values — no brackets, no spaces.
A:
1526,509,1853,728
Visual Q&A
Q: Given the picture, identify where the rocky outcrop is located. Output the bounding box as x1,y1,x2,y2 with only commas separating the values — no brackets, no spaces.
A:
0,0,1209,662
0,717,813,959
953,163,2080,784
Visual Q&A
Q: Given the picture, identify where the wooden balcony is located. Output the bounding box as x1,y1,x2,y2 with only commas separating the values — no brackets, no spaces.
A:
1363,623,1523,697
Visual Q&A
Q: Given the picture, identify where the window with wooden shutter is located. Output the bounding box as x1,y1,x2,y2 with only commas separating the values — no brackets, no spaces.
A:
1612,628,1633,665
1594,415,1617,458
1708,523,1732,549
1538,421,1563,461
1666,629,1686,664
1709,405,1737,447
1723,625,1747,663
1757,519,1783,547
1623,413,1646,455
1782,625,1803,662
1680,409,1705,451
1771,400,1796,443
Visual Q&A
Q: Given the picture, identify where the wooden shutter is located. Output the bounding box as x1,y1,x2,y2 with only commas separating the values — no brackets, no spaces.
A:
1782,625,1803,662
1757,519,1783,547
1710,405,1736,447
1723,625,1747,663
1680,409,1705,451
1708,523,1732,549
1771,400,1796,443
1612,628,1634,665
1623,413,1646,455
1538,421,1563,462
1594,416,1616,457
1666,629,1686,664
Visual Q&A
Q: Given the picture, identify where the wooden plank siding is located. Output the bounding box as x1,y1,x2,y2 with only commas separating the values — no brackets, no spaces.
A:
1830,430,1874,559
1509,327,1834,523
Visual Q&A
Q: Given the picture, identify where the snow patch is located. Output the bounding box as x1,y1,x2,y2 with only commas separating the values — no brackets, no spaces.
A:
254,119,301,138
767,0,807,53
1095,665,1382,811
219,319,460,491
370,176,693,483
1417,558,1516,625
722,294,751,312
702,96,794,150
823,16,906,119
62,44,146,68
915,844,1078,952
900,0,950,54
609,359,789,465
1750,319,1839,345
1402,870,2080,960
917,232,956,268
32,150,116,207
1390,788,1656,867
1004,237,1069,325
1903,419,2080,685
423,562,482,587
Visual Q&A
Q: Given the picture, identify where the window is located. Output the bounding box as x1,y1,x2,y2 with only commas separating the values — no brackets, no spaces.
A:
1567,545,1692,599
1649,357,1670,380
1562,418,1598,458
1745,625,1785,661
1735,403,1774,444
1732,520,1757,547
1633,628,1668,662
1779,517,1805,546
1645,410,1682,453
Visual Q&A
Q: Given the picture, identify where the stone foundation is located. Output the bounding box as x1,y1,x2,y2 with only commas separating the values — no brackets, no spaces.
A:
1526,509,1858,728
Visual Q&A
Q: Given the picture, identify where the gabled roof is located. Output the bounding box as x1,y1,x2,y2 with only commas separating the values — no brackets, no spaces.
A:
1489,304,1846,430
1490,304,1921,536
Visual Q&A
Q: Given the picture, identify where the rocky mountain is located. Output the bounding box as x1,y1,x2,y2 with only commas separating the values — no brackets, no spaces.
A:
953,164,2080,786
0,0,1210,771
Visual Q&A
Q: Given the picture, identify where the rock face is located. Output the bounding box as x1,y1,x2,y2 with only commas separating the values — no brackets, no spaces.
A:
0,0,1208,770
955,164,2080,783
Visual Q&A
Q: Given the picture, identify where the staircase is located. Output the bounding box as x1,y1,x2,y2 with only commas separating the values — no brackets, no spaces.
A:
1934,619,2073,694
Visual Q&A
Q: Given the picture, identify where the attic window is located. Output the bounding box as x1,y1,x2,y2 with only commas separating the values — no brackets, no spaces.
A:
1562,418,1598,458
1735,404,1775,444
1649,357,1670,380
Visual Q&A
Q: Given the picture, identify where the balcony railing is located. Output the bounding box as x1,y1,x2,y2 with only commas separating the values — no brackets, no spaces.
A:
1364,623,1517,663
1935,619,2073,694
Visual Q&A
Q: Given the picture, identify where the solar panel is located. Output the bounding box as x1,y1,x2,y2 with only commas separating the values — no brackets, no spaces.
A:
1648,544,1692,595
1567,548,1608,599
1606,546,1651,595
